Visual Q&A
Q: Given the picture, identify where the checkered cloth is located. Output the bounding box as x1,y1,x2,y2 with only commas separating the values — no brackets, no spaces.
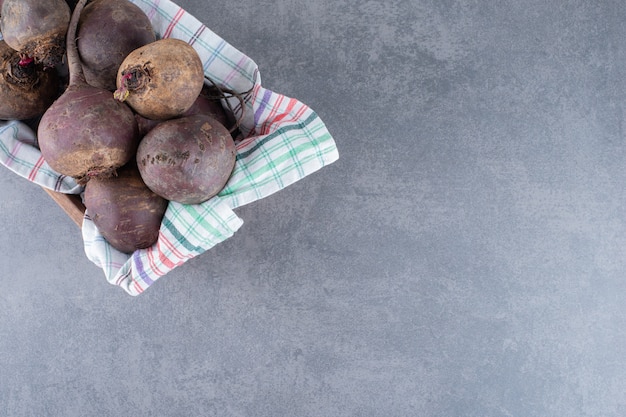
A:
0,0,338,295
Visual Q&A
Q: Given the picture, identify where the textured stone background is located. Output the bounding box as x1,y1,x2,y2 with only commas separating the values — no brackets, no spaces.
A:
1,0,626,416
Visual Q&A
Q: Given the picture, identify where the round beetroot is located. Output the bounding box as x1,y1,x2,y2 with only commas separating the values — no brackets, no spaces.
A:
136,114,236,204
0,40,60,120
77,0,156,91
0,0,70,68
114,38,205,120
84,162,168,253
37,0,139,184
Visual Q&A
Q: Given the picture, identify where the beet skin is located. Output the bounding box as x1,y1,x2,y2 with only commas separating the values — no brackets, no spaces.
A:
115,38,205,120
136,114,236,204
84,162,168,253
77,0,156,91
37,0,139,183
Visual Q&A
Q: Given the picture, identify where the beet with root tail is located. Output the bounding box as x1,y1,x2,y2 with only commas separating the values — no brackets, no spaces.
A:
37,0,139,184
114,38,205,120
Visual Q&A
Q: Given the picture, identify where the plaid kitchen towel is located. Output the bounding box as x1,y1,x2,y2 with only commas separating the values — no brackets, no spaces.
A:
0,0,339,296
0,120,82,194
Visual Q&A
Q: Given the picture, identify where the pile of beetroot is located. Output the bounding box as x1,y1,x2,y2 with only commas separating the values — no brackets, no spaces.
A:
0,0,239,254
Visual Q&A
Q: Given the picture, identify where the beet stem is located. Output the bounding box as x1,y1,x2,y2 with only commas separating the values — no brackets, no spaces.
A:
113,72,133,101
66,0,89,86
18,55,34,67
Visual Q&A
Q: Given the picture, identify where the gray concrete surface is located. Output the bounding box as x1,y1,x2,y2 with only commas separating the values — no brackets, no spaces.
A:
2,0,626,416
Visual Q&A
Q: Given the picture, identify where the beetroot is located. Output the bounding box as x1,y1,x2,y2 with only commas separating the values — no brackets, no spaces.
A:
185,86,230,127
37,0,139,184
136,114,236,204
0,0,70,68
0,40,60,120
114,38,205,120
84,162,168,253
135,113,160,138
77,0,156,91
